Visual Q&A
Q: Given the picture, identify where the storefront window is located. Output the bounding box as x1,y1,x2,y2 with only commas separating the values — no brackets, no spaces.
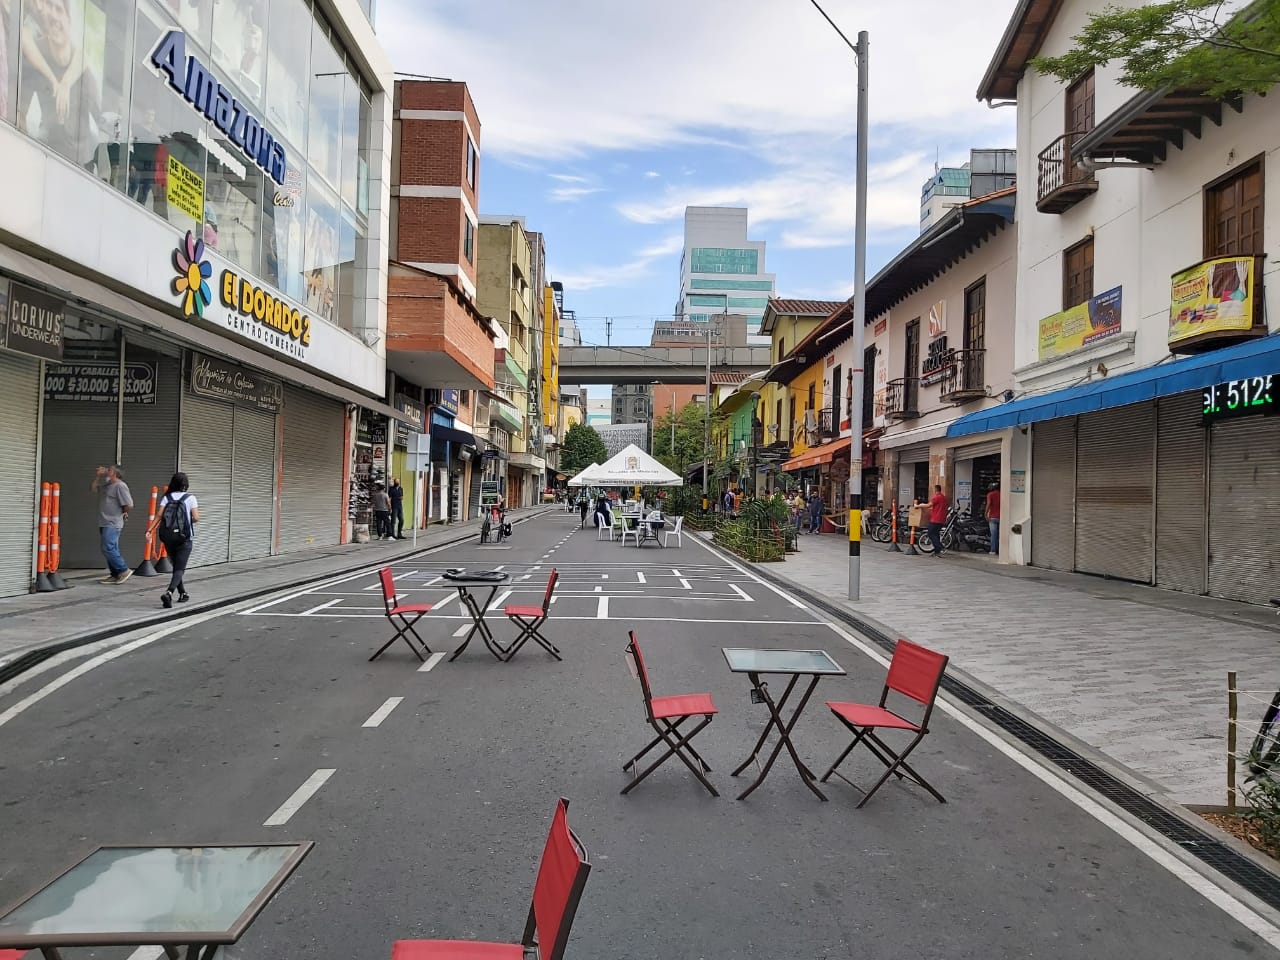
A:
336,207,359,333
1,0,17,125
92,0,135,193
128,0,204,234
264,0,307,152
160,0,211,52
339,72,359,209
307,17,342,192
356,88,370,218
262,154,304,301
302,179,339,325
203,132,262,273
210,0,266,105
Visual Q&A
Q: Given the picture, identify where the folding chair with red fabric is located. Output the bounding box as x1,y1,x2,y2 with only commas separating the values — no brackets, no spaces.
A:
622,631,719,797
821,638,949,808
0,951,27,959
391,797,591,960
501,568,561,662
371,567,434,663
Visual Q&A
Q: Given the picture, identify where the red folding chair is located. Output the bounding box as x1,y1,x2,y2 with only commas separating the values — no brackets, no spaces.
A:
821,638,949,808
622,631,719,797
391,797,591,960
502,568,561,662
0,951,27,959
371,567,434,662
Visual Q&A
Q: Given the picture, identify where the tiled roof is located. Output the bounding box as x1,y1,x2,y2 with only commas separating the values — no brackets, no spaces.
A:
767,298,846,317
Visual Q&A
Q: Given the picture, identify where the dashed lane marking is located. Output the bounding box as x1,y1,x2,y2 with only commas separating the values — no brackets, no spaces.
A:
362,697,403,728
418,652,446,672
597,596,609,619
301,598,343,616
636,572,646,583
263,769,335,827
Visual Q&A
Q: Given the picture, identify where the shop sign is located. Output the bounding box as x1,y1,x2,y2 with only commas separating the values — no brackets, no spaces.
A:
874,317,888,337
437,389,460,416
480,480,501,507
189,352,282,413
166,155,205,223
927,299,946,338
150,30,287,185
4,282,65,362
45,363,157,404
872,344,889,428
1038,286,1122,361
921,336,951,387
394,393,425,445
1169,256,1261,349
170,232,316,364
1202,374,1276,424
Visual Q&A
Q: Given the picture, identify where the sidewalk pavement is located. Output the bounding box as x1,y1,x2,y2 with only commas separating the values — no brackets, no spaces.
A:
758,531,1280,807
0,507,557,675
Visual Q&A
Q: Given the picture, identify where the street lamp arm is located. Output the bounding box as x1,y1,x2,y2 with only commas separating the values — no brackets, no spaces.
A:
807,0,859,57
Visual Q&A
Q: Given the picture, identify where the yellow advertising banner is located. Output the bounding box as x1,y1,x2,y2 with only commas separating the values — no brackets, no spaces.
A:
166,155,205,224
1038,286,1122,361
1168,255,1260,347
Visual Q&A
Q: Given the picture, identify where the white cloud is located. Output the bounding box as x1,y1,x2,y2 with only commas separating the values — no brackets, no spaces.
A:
550,234,682,292
548,185,605,202
549,173,592,184
643,170,661,178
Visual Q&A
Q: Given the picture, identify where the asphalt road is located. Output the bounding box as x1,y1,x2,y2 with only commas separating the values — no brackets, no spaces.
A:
0,511,1275,959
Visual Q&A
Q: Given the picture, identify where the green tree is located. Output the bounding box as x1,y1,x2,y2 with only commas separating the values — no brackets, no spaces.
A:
560,421,608,475
652,401,707,475
1030,1,1280,97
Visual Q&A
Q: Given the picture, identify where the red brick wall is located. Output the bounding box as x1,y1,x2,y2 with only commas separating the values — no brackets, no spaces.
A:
394,196,463,266
387,273,495,389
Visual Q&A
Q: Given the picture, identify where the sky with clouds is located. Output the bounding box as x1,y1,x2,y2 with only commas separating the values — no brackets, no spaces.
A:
376,0,1019,351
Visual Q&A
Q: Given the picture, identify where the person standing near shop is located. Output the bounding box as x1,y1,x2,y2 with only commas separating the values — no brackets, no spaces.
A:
93,465,134,584
928,483,950,557
371,483,392,541
151,472,199,608
388,477,405,540
808,489,823,534
985,481,1001,556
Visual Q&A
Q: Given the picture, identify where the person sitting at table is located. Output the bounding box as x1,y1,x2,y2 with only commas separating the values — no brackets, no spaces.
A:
594,492,613,529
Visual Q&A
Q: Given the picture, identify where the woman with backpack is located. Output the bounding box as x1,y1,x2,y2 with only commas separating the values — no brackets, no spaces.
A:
150,471,199,609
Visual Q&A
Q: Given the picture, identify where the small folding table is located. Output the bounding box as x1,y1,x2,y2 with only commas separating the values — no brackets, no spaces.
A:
443,570,512,661
722,647,846,801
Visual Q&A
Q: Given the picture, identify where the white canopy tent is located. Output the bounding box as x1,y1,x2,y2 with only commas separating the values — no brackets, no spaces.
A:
566,463,603,487
589,444,684,487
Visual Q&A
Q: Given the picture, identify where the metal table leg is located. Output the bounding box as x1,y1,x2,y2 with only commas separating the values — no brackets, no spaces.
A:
733,672,827,801
448,585,507,661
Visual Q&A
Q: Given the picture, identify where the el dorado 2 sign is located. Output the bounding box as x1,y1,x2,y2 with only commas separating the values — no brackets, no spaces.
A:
1169,255,1263,350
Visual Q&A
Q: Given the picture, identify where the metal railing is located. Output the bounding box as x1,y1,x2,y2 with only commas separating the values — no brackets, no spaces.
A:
939,348,986,401
1037,131,1092,204
885,377,919,420
817,406,838,438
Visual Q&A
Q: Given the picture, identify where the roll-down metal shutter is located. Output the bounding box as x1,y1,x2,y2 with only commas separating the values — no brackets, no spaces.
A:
0,352,40,595
279,387,344,552
1208,417,1280,604
468,461,482,521
120,354,180,565
230,407,276,561
1074,405,1154,583
1155,393,1207,594
180,392,234,567
895,444,930,464
953,439,1002,460
1031,418,1076,571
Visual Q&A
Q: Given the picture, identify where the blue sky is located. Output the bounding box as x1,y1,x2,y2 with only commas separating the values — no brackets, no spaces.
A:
376,0,1019,353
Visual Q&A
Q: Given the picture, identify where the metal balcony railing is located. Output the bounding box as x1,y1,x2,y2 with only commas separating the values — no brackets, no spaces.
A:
938,349,987,403
1037,131,1098,213
816,406,840,439
885,377,919,420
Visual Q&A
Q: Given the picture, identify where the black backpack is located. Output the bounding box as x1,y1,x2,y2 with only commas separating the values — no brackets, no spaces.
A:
158,493,192,546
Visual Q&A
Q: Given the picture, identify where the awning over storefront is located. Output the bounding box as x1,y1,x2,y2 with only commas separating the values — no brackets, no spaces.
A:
781,437,851,472
948,333,1280,438
430,423,479,448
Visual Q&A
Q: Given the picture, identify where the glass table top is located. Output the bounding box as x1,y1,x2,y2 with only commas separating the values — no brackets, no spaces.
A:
0,844,309,945
722,648,846,675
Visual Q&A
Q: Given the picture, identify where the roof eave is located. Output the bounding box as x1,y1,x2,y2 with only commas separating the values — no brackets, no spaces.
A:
976,0,1065,103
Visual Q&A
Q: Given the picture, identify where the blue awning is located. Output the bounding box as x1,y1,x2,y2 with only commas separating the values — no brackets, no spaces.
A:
948,333,1280,438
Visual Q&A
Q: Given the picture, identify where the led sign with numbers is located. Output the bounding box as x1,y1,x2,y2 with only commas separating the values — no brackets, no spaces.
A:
1202,375,1276,423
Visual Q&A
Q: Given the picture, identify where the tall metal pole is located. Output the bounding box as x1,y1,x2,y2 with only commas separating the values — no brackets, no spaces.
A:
702,310,713,503
848,30,869,601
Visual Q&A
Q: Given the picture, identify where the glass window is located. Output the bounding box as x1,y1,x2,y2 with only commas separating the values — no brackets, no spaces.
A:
356,89,369,218
302,178,339,325
127,0,205,234
463,216,474,264
336,207,362,333
261,155,305,301
465,135,475,188
203,131,262,273
159,0,211,52
307,16,341,190
265,0,307,153
91,0,135,193
339,71,358,209
210,0,266,107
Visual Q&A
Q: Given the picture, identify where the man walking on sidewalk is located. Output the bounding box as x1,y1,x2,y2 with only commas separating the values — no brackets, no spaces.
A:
388,477,405,540
93,465,134,584
371,484,392,541
928,483,949,557
985,481,1000,556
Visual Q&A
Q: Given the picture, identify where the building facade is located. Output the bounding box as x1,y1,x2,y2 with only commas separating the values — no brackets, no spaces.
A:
0,0,400,595
674,206,776,340
958,0,1280,603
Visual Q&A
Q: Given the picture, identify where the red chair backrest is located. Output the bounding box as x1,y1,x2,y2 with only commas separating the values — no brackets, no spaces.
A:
378,567,396,615
885,639,948,705
626,631,655,707
542,568,559,613
527,797,591,960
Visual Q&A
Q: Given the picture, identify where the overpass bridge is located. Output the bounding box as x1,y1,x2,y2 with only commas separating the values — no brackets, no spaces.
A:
558,344,772,385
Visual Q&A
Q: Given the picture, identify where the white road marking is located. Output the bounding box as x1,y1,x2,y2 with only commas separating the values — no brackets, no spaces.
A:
493,564,506,570
688,535,808,609
679,578,692,591
362,697,403,728
431,593,456,611
729,583,753,601
492,590,512,608
520,575,532,581
423,576,442,586
418,652,446,672
301,598,343,616
593,585,602,593
597,596,609,619
636,571,646,583
602,573,608,579
671,568,682,576
263,769,335,827
452,624,471,637
125,948,165,960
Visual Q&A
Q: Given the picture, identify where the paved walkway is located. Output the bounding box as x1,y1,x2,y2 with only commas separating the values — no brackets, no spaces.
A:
758,532,1280,806
0,507,555,671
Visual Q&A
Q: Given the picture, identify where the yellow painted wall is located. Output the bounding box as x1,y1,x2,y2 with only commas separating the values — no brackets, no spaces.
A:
761,314,822,453
542,286,560,435
786,364,825,456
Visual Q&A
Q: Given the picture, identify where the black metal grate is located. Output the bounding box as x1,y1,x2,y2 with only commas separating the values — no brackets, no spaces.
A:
754,568,1280,910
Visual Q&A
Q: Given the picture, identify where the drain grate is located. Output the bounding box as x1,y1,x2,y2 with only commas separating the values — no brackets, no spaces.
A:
753,568,1280,911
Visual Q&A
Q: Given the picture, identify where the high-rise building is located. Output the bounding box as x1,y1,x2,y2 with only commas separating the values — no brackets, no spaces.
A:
920,149,1016,232
674,207,776,340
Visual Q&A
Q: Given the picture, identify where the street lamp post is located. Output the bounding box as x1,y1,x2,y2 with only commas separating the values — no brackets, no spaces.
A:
701,298,726,507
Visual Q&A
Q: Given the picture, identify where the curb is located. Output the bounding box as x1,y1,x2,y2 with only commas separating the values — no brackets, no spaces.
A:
0,509,554,686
